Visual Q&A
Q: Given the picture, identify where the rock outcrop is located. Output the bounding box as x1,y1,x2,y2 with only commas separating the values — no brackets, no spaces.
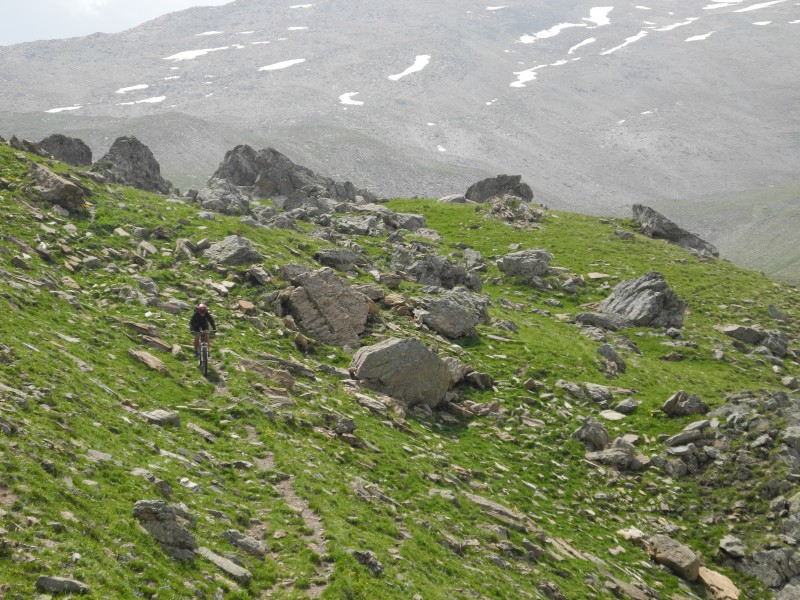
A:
212,144,375,202
38,134,92,166
349,337,451,408
278,268,370,347
91,136,172,194
465,175,533,203
132,500,197,559
497,249,553,282
633,204,719,257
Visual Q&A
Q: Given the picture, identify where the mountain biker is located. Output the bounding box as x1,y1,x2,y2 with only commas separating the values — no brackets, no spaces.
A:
189,304,217,357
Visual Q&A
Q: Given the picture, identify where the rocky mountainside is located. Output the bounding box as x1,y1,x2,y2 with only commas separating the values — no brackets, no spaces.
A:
2,136,800,598
0,0,798,279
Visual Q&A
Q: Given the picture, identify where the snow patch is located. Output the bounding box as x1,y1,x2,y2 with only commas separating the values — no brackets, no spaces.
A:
510,57,579,87
115,84,149,94
389,55,431,80
753,20,772,23
164,47,229,61
238,31,255,35
196,31,224,36
339,92,364,105
437,145,447,152
258,58,306,71
520,22,583,43
486,6,507,10
686,31,715,40
585,7,614,26
288,26,308,30
251,41,270,45
290,3,314,7
45,105,82,113
164,76,181,80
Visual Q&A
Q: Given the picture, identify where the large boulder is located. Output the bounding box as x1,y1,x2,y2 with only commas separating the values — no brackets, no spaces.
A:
572,417,611,451
38,133,92,166
661,391,709,417
91,136,172,194
497,249,553,281
633,204,719,257
738,547,800,589
212,145,375,202
598,272,685,328
349,337,451,408
646,534,701,582
203,235,263,265
418,287,490,338
196,178,251,215
465,174,533,203
30,163,88,209
279,268,370,347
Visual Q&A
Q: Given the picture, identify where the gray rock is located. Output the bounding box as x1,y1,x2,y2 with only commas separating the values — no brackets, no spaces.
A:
313,247,365,272
584,383,613,403
646,534,700,581
575,312,633,331
280,268,370,347
572,417,611,451
352,549,384,576
133,500,197,559
91,136,172,194
496,249,552,281
719,324,767,345
439,194,468,203
632,204,719,257
38,133,92,166
614,398,640,414
719,535,747,559
349,337,451,408
30,163,88,209
204,235,263,265
333,215,384,236
739,548,800,588
418,287,490,338
405,253,482,291
465,174,533,202
598,272,685,328
198,546,252,584
662,391,709,417
383,212,426,231
784,426,800,451
223,530,267,558
196,177,251,215
212,144,375,202
36,576,91,594
770,304,789,324
598,343,627,372
585,437,635,469
142,409,180,427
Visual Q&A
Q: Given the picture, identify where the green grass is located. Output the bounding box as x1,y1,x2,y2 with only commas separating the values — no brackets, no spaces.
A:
0,143,795,597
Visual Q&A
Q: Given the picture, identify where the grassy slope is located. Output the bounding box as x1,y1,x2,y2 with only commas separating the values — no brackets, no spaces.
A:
0,144,797,598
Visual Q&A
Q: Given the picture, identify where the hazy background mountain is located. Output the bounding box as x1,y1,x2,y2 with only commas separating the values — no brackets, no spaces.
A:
1,0,798,277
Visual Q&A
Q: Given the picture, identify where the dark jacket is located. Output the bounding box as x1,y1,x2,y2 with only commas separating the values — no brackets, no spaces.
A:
189,310,216,332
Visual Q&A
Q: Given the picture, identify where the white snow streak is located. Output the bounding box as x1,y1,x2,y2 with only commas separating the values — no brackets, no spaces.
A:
290,3,314,7
520,22,583,43
600,30,647,54
258,58,306,71
510,57,579,87
164,76,181,80
196,31,223,36
568,37,596,54
753,20,772,23
388,55,431,80
115,84,149,94
653,18,699,31
437,145,447,152
288,26,308,30
45,105,82,113
339,92,364,105
734,0,786,11
686,31,715,40
118,96,166,106
163,47,229,61
486,6,507,10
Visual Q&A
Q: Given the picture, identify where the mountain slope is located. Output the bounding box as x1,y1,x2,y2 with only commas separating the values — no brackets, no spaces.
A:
0,0,798,278
1,141,800,597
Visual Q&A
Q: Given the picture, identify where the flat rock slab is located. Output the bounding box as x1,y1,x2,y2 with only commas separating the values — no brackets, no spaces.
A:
198,546,252,584
128,349,169,375
143,409,180,427
36,576,91,594
599,410,627,421
646,534,700,582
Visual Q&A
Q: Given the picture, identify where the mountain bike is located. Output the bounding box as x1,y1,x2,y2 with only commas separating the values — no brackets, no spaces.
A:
195,330,215,376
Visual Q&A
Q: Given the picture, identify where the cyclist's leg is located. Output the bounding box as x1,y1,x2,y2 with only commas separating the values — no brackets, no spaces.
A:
192,330,200,353
202,328,210,346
